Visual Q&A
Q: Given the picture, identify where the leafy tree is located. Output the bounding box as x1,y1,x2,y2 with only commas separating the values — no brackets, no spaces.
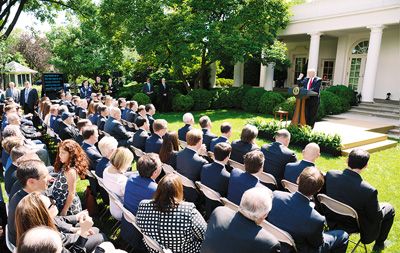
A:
100,0,291,92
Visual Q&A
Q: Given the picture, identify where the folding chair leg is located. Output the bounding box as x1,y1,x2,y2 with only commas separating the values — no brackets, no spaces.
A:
110,221,121,238
350,239,362,253
99,206,109,223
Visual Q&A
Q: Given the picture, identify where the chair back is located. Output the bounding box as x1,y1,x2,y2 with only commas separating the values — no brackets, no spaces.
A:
195,181,222,203
5,225,16,252
178,140,187,149
260,221,298,252
281,179,298,193
259,172,277,187
130,145,145,158
317,194,360,228
220,197,239,212
175,172,198,192
228,159,245,171
99,130,111,137
161,163,175,174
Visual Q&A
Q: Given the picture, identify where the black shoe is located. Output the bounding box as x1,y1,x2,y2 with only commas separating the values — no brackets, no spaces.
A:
372,242,385,252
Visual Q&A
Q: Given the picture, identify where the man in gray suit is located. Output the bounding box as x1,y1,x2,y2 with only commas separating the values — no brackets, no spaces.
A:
5,82,20,103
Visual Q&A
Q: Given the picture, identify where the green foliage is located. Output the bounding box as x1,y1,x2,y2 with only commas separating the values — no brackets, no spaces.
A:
172,94,194,112
242,88,267,112
258,91,286,115
320,91,342,115
212,88,235,109
231,84,253,109
187,89,212,111
326,85,357,106
273,96,297,118
262,40,291,72
279,92,294,100
76,76,95,86
131,93,151,106
167,89,182,111
316,100,326,121
215,78,234,87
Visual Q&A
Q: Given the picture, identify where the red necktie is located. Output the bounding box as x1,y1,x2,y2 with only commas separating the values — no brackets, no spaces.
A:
308,78,312,90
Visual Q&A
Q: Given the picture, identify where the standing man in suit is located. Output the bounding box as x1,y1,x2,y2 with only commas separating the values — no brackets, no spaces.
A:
230,125,260,164
227,150,270,205
284,142,320,184
178,112,195,141
20,81,38,114
104,107,134,147
158,78,169,113
132,116,150,151
297,68,322,128
324,148,395,251
261,129,297,190
59,112,79,141
268,167,349,252
145,119,167,154
210,122,232,152
199,116,218,151
142,77,154,102
6,82,20,103
202,187,280,253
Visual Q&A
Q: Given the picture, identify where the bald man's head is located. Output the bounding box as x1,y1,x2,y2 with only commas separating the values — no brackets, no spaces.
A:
18,226,62,253
110,107,121,120
303,143,320,162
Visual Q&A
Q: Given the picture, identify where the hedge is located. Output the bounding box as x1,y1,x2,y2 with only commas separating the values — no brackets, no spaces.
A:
241,88,267,112
172,94,194,112
258,91,286,115
215,78,234,87
187,89,212,111
320,91,342,115
231,84,252,109
273,96,297,119
211,88,235,109
326,85,357,106
131,93,151,106
167,89,182,111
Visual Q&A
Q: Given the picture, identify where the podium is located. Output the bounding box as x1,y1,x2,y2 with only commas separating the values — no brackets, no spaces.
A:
288,87,318,127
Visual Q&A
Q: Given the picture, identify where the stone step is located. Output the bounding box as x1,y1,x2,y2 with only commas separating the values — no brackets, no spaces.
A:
359,102,400,110
354,105,400,114
347,108,400,120
388,129,400,139
341,140,398,156
374,99,400,105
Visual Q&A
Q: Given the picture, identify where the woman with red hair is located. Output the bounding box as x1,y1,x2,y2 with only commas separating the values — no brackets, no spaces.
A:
52,139,89,215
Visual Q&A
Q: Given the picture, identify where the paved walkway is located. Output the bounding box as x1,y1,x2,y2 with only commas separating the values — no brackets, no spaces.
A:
323,112,399,127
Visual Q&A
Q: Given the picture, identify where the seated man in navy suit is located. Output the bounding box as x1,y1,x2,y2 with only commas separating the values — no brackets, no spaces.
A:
268,167,349,252
210,122,232,152
104,107,134,147
202,187,280,253
96,105,108,131
227,150,270,205
54,106,68,134
121,153,162,250
230,125,260,164
324,148,395,251
199,115,218,151
81,125,102,171
132,116,150,151
284,142,320,184
178,112,195,141
133,105,146,124
145,119,167,154
145,104,156,134
201,142,231,219
125,101,138,123
261,129,297,190
297,69,322,128
5,145,28,195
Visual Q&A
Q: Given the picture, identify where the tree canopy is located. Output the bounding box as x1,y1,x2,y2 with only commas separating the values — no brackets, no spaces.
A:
100,0,291,91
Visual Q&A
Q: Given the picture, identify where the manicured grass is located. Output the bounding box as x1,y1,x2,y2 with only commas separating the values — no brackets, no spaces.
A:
1,109,398,252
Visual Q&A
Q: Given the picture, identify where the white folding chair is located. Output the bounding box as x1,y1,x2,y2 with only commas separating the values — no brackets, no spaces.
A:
178,140,187,149
220,197,239,212
317,194,367,253
175,171,199,193
130,145,145,159
5,225,16,252
195,181,222,203
260,220,298,252
259,172,278,187
99,130,111,137
228,159,245,171
161,163,176,174
281,179,298,193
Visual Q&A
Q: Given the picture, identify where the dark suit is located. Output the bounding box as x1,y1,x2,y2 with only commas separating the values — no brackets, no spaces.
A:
230,140,260,164
146,114,155,134
201,207,280,253
20,87,38,114
54,117,63,134
97,115,106,131
324,169,395,245
104,117,133,147
227,168,268,206
261,142,297,190
145,133,163,154
82,142,102,171
142,82,154,101
5,163,18,194
210,136,229,152
125,109,137,123
202,129,218,151
178,124,194,141
75,134,84,146
8,189,29,245
284,160,315,184
79,108,87,119
132,129,149,151
297,76,322,128
95,157,110,178
268,191,348,253
158,83,169,113
91,113,99,125
59,122,79,141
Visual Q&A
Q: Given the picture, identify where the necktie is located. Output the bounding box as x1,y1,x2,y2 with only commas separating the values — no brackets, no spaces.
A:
307,78,312,90
148,83,151,91
25,89,29,103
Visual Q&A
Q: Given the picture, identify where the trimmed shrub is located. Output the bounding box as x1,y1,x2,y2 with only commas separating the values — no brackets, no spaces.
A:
167,89,182,111
215,78,234,87
172,94,194,112
242,88,267,112
326,85,357,106
187,89,212,111
279,92,294,100
258,91,286,115
316,100,326,121
212,88,234,109
231,84,252,109
339,97,350,112
320,91,342,115
273,96,297,118
132,93,151,106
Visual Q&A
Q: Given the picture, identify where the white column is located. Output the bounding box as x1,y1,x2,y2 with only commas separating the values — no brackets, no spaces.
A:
14,74,18,87
29,74,32,86
361,25,385,102
307,32,324,73
233,62,244,87
209,62,217,88
260,62,275,91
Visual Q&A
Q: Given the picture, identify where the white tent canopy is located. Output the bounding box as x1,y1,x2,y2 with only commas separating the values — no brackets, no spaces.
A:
2,61,38,88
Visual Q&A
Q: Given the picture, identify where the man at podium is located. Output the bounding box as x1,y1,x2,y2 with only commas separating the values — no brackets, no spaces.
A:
297,69,322,128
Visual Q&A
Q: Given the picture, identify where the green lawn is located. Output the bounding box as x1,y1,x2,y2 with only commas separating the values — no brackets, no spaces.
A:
2,109,398,252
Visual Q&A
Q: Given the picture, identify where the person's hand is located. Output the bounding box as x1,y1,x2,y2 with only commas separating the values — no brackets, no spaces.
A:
199,144,207,156
36,132,42,137
79,216,94,238
298,73,304,79
76,210,89,220
26,113,33,117
49,177,55,183
60,210,67,216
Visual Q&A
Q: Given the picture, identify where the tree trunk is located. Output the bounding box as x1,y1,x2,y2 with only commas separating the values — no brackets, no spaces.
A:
194,61,213,90
177,68,191,93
